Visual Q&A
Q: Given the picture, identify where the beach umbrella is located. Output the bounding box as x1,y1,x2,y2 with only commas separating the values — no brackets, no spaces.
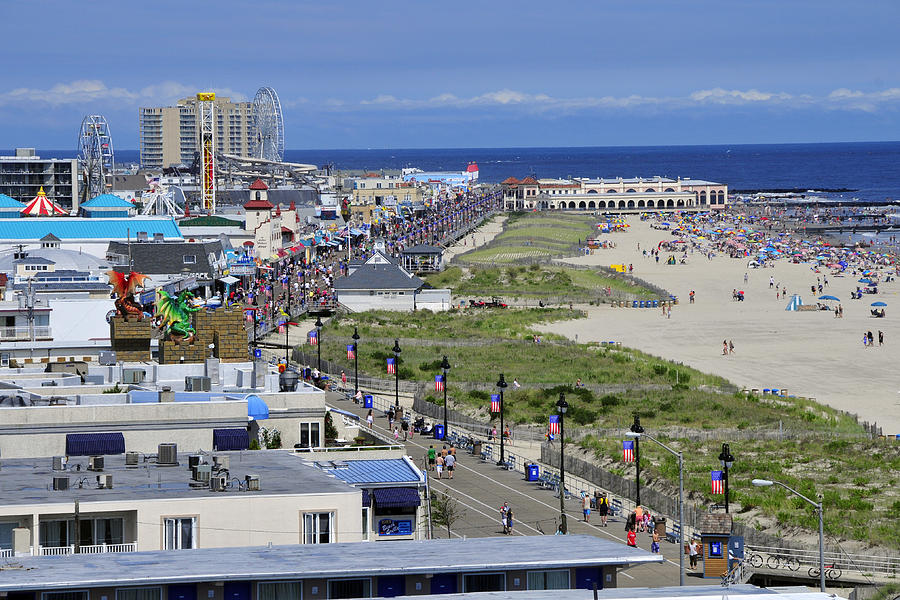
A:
871,301,887,307
818,295,840,301
858,278,873,284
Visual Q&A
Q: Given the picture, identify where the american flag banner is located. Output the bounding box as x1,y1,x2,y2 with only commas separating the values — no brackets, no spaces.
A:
346,344,356,360
623,440,635,462
711,470,724,494
308,330,318,345
548,415,560,435
434,375,445,391
387,358,396,374
490,394,501,413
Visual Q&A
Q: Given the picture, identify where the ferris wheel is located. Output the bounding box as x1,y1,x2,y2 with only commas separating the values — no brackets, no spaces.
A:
252,87,285,162
78,115,115,199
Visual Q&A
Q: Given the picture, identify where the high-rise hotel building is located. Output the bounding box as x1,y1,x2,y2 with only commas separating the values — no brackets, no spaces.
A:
139,96,257,168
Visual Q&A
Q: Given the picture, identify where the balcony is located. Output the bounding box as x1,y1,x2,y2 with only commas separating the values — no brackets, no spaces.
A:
0,548,11,558
39,542,136,556
0,326,52,341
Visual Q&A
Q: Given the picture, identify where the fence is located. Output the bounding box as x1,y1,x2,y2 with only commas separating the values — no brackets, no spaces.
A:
291,350,420,395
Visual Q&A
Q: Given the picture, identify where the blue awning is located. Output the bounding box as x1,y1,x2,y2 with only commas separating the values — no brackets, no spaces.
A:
362,489,370,507
66,433,125,456
246,394,269,420
328,407,360,421
372,487,421,509
213,428,249,451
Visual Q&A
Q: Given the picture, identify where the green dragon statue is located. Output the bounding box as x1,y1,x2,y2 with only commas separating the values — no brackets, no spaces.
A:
156,290,200,344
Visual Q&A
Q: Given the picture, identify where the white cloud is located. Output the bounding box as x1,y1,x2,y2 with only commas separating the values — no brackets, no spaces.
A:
689,88,793,104
0,80,247,108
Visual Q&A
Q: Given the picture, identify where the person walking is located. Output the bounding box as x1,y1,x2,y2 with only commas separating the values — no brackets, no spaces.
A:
500,502,510,534
868,330,874,347
366,410,374,428
879,330,884,346
689,539,701,570
729,340,735,354
401,418,409,441
427,445,436,470
435,453,444,479
723,340,729,356
597,494,609,527
651,529,661,554
626,526,637,547
444,452,456,479
581,492,591,523
506,506,514,535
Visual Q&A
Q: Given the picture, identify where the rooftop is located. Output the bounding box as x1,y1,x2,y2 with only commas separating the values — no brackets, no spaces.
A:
81,194,135,209
0,450,354,507
333,263,423,291
312,457,424,486
0,534,662,591
0,218,182,241
388,586,830,600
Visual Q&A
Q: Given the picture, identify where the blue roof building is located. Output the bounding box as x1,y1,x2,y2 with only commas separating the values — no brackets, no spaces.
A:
0,217,182,242
0,193,24,218
80,194,136,218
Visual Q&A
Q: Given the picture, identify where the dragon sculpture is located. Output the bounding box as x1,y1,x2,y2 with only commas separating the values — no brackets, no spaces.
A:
156,290,200,344
106,271,151,320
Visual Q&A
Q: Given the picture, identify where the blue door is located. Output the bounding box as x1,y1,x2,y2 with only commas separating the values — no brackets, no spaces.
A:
223,582,251,600
430,573,458,594
575,567,603,590
168,586,196,600
377,575,406,598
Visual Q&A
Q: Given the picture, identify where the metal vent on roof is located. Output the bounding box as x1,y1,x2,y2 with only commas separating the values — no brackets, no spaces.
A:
330,461,349,469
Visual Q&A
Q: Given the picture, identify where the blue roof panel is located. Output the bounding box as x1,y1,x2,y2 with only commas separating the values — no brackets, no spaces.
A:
82,194,135,208
0,218,182,240
325,458,422,484
0,194,25,209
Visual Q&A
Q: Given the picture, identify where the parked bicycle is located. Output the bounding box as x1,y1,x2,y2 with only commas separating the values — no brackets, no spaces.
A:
766,554,800,571
808,564,842,580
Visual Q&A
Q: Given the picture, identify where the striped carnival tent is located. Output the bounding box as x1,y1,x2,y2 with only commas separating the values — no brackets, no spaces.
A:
784,294,803,311
21,187,68,216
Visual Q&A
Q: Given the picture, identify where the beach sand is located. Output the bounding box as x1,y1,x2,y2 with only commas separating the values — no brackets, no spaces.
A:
534,217,900,434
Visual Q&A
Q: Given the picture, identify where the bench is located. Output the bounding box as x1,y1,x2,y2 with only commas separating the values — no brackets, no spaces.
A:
666,522,681,544
480,444,493,462
500,453,516,471
610,498,623,518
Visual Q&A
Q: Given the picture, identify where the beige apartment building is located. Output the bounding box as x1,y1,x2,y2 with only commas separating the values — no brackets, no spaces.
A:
139,97,257,168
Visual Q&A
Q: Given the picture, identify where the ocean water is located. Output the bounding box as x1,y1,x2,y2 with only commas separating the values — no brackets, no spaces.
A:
17,141,900,202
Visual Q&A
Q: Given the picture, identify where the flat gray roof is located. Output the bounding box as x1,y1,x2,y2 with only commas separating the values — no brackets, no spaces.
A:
0,535,663,591
0,451,354,506
387,586,831,600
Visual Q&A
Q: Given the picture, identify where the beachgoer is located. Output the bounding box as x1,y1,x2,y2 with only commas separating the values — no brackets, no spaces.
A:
597,494,609,527
879,330,884,346
513,378,521,389
444,452,456,479
435,454,444,479
723,340,729,356
581,492,591,522
729,340,735,354
506,506,514,534
744,272,749,283
626,527,637,547
366,410,374,428
500,502,510,534
769,276,774,288
868,331,874,346
428,445,436,470
651,529,661,554
689,540,700,569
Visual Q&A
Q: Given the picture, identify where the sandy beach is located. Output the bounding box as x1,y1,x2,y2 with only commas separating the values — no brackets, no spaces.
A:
534,216,900,434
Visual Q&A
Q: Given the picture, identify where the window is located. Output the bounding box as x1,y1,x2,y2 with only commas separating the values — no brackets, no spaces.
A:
116,588,161,600
258,582,301,600
183,255,196,264
327,579,370,599
527,570,570,590
164,517,197,549
463,573,505,593
361,507,370,541
299,422,321,448
0,522,16,549
303,512,334,544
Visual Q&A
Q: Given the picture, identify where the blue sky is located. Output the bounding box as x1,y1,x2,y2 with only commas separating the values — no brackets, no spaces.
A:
2,0,899,149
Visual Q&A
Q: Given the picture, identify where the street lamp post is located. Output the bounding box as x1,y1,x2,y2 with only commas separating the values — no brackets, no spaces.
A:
630,415,645,507
440,355,450,439
392,339,401,407
718,443,735,513
314,315,323,372
556,393,569,534
352,327,360,395
496,373,508,466
753,479,825,592
627,430,685,586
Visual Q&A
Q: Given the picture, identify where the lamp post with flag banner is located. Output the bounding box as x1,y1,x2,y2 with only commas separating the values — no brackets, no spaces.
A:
351,327,360,395
556,393,568,534
629,415,644,507
440,356,450,439
496,373,507,466
391,339,401,407
313,315,323,372
626,428,685,586
718,443,735,513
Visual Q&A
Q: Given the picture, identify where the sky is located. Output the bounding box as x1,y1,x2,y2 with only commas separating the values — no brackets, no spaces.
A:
2,0,900,150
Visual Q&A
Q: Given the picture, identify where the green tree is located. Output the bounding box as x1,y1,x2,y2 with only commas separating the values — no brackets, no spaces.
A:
430,490,464,539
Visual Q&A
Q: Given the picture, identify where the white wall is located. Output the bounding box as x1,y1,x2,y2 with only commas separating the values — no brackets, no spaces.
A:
48,299,115,343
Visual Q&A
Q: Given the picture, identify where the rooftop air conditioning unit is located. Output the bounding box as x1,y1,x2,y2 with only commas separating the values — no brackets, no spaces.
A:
157,443,178,466
125,451,139,466
88,456,104,471
0,353,9,368
122,368,145,384
97,474,113,489
245,474,260,491
188,455,204,470
184,376,211,392
52,475,69,491
52,456,67,471
193,464,212,483
213,455,229,471
210,475,227,492
98,351,117,366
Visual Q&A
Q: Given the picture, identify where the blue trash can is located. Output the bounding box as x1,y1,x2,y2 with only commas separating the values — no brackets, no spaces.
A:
641,300,647,308
632,300,638,308
652,300,659,308
363,394,374,408
526,464,540,482
434,424,445,440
